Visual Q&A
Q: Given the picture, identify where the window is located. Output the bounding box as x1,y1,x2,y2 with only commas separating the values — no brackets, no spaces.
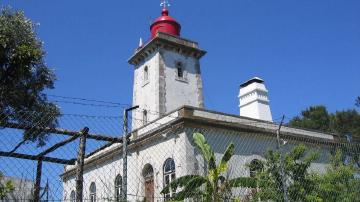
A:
176,62,183,78
344,134,353,165
143,163,154,179
70,190,76,202
177,67,183,78
163,158,176,200
115,175,122,201
249,159,263,178
89,182,96,202
346,133,353,143
143,110,148,125
144,66,149,81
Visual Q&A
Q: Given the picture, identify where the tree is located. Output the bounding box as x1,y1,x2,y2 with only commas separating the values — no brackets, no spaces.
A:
0,172,14,199
0,7,60,146
356,96,360,107
288,105,360,141
288,106,331,132
253,145,320,202
312,150,360,202
289,104,360,167
330,109,360,141
161,133,256,201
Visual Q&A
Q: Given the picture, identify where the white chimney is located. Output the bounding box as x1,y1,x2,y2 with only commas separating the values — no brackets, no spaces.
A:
238,77,273,121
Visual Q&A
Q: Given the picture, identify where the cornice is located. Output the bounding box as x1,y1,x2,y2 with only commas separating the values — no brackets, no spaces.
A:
128,32,206,66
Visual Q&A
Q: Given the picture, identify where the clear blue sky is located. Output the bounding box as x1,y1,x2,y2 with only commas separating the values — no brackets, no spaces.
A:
3,0,360,121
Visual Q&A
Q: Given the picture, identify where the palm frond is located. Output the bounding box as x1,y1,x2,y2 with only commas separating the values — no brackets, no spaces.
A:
183,176,208,192
168,176,208,200
229,177,257,188
218,143,235,173
161,175,200,194
172,188,206,201
193,133,215,163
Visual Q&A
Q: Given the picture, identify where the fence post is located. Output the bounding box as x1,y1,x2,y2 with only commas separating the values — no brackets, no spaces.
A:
276,116,289,202
34,158,43,202
122,106,139,201
76,127,89,202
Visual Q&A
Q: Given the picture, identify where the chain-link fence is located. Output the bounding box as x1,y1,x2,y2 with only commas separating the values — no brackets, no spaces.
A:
1,108,359,201
0,110,123,201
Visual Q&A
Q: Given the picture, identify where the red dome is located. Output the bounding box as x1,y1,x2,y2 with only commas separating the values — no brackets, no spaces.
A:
150,8,181,39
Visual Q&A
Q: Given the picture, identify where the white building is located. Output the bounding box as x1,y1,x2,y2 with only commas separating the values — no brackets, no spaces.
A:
61,5,339,202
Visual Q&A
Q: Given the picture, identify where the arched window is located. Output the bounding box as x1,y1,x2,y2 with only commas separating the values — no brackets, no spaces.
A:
142,164,154,180
89,182,96,202
163,158,176,200
176,62,183,78
70,190,76,202
115,174,122,201
142,164,154,202
249,159,263,178
143,110,148,125
144,66,149,81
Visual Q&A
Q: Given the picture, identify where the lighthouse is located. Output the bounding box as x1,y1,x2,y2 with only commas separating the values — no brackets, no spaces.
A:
128,1,206,129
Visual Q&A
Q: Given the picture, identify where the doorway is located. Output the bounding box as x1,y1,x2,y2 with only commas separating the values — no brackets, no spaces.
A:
143,164,154,202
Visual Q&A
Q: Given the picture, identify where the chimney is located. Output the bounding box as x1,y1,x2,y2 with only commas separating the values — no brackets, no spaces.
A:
238,77,273,121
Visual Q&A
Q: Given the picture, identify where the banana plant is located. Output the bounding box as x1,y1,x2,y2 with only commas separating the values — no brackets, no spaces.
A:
161,133,256,201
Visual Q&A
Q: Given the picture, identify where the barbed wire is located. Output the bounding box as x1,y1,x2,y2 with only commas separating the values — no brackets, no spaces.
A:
46,94,290,125
47,94,130,107
50,100,125,108
44,94,293,134
61,113,123,119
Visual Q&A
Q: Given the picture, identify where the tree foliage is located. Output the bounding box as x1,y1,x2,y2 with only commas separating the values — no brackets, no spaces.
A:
253,145,319,202
161,133,256,201
253,145,360,202
0,172,14,199
288,104,360,167
356,96,360,108
312,150,360,202
288,105,360,141
288,106,331,132
331,109,360,140
0,7,59,146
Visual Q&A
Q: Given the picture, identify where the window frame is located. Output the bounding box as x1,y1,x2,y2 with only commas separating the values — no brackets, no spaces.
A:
143,110,148,125
89,182,96,202
249,159,263,178
176,62,183,78
143,163,154,179
143,65,149,86
163,158,176,200
175,61,188,82
70,190,76,202
115,174,123,201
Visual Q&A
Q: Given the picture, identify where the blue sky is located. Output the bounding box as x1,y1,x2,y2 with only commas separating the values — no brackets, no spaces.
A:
0,0,359,199
2,0,360,121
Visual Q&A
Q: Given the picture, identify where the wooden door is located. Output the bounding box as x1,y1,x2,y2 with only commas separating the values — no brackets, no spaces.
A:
144,177,154,202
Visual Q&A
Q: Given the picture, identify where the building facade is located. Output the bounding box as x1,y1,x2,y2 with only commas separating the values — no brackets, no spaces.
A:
62,106,336,201
61,5,339,202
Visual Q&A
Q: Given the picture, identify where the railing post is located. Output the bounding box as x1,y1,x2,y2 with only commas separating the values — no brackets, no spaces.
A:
76,127,89,202
33,158,43,202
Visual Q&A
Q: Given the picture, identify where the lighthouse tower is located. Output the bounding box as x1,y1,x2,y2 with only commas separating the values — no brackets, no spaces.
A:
128,2,206,129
